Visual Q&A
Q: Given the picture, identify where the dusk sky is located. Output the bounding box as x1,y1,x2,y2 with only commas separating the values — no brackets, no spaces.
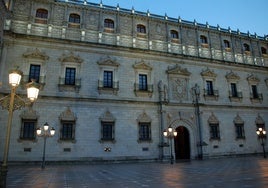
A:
86,0,267,37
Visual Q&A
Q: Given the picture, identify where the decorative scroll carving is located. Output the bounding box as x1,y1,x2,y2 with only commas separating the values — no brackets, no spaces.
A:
59,107,76,121
23,48,49,60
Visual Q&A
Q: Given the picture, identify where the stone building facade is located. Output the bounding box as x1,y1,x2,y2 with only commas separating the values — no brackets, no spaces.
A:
0,0,267,162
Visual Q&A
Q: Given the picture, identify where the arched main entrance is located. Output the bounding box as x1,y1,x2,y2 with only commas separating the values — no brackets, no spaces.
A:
174,126,190,160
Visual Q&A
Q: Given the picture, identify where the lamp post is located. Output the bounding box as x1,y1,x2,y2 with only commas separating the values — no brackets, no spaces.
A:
192,83,203,160
163,126,177,164
0,69,39,188
36,122,55,169
256,127,266,158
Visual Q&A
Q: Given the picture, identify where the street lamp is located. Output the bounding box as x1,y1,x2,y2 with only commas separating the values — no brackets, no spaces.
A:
256,127,266,158
36,122,55,169
163,126,177,164
0,69,39,188
192,83,203,160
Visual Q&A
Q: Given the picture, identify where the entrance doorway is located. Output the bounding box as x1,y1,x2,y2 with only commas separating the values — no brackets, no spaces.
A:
174,126,190,160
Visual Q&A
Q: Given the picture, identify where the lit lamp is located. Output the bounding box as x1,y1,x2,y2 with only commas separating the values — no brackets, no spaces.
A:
36,122,55,169
256,127,266,158
163,126,177,164
0,69,39,188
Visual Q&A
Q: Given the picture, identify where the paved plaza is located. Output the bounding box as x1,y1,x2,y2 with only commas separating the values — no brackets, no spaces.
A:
5,156,268,188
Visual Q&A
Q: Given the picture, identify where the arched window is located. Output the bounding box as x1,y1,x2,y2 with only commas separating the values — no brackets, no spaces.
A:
200,35,208,44
223,40,230,48
69,13,80,24
261,47,267,55
35,8,48,24
104,19,114,29
68,13,80,28
137,24,146,34
243,43,250,52
170,30,179,39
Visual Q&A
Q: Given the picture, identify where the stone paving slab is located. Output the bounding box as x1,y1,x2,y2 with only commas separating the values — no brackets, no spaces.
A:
5,156,268,188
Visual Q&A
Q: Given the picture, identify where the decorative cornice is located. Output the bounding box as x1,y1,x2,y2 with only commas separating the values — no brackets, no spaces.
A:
166,64,191,76
247,74,260,84
233,114,244,124
97,55,120,67
100,110,115,122
225,71,240,81
208,112,219,124
59,52,83,64
23,48,49,60
255,114,264,125
20,108,39,120
201,68,217,78
137,111,151,123
59,107,77,121
133,60,152,70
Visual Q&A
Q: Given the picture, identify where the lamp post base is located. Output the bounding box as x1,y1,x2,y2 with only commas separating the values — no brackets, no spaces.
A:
0,164,8,188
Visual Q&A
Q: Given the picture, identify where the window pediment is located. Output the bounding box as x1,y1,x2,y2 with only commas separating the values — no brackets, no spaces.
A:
201,68,217,78
225,71,240,81
255,114,264,125
59,107,76,121
247,74,260,84
59,52,83,64
97,56,119,67
100,110,115,122
233,114,244,124
166,65,191,76
23,48,49,60
20,108,39,120
133,60,152,71
137,111,151,123
208,113,219,124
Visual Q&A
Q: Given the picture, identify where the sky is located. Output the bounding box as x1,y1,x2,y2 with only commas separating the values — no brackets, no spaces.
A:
85,0,267,37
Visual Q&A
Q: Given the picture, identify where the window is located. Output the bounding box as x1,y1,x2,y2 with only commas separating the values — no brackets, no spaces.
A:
230,83,238,97
139,74,148,91
28,64,40,83
69,13,80,24
261,47,267,55
36,9,48,19
223,40,230,48
251,85,258,99
101,122,114,141
243,43,250,52
139,123,151,141
35,8,48,24
20,120,36,140
65,67,76,85
103,71,113,88
61,122,74,140
200,35,208,44
170,30,179,39
210,124,220,139
235,124,245,139
59,107,76,142
206,80,214,95
137,24,146,33
104,19,114,29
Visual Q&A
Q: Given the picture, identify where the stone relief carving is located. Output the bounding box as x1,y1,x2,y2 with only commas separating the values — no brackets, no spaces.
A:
171,77,187,100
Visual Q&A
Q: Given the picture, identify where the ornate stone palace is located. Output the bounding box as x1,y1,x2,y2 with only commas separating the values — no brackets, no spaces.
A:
0,0,267,162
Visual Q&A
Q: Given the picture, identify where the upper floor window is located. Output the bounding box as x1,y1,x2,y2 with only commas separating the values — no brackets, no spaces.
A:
243,43,250,52
223,40,230,49
103,71,113,88
137,24,146,34
68,13,80,28
170,30,179,39
230,83,238,97
206,80,214,95
35,8,48,24
200,35,208,44
261,47,267,55
65,67,76,85
104,19,114,29
29,64,40,83
139,74,148,91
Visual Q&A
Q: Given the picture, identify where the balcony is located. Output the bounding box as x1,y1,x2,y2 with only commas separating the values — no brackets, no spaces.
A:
250,93,263,103
58,77,81,92
98,80,119,95
229,91,243,102
134,83,153,97
204,89,219,100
